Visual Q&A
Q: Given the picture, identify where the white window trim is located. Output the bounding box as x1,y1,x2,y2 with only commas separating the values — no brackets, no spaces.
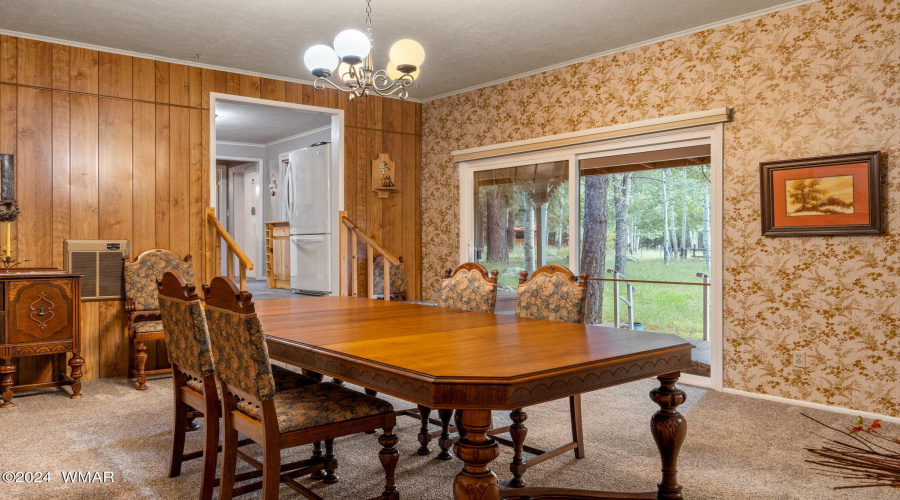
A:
458,123,725,391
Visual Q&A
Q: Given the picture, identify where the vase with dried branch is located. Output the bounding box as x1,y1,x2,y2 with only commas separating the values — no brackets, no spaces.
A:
805,413,900,490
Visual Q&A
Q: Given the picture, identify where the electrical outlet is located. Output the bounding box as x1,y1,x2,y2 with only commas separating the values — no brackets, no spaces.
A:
792,351,807,368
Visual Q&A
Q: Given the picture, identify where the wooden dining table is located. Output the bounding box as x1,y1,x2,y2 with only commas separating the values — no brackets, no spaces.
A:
258,296,694,500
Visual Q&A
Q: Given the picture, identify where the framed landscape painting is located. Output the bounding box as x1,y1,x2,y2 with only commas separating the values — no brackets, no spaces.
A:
760,151,882,236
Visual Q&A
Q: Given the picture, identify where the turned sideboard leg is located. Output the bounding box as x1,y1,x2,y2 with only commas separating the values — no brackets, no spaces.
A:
650,372,687,500
508,408,528,488
453,408,500,500
68,354,84,399
0,358,15,408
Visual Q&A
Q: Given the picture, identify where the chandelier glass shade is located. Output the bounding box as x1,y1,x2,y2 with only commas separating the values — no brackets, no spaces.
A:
302,0,423,100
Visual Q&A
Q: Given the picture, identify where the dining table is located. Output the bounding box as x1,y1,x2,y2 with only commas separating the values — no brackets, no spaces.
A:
258,296,694,500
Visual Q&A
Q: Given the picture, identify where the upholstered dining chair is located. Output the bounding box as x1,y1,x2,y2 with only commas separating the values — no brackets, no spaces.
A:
501,264,589,488
157,271,318,500
123,248,195,390
203,276,400,500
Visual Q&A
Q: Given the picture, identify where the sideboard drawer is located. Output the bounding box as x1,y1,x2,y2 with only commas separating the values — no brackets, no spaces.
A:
6,280,75,344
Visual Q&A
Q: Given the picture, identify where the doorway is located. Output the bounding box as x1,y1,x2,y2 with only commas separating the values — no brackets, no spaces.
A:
209,94,345,297
215,158,263,279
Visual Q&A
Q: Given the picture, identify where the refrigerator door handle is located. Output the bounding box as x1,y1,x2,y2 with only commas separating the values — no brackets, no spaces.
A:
291,234,326,242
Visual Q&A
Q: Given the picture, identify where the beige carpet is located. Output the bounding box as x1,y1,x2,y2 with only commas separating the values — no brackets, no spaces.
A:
0,373,896,500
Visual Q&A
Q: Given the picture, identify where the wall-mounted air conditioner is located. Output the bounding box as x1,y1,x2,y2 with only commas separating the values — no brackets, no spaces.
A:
63,240,130,301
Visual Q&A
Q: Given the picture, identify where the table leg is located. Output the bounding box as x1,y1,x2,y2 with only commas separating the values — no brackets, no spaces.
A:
68,354,84,399
1,358,15,408
650,372,687,500
453,408,500,500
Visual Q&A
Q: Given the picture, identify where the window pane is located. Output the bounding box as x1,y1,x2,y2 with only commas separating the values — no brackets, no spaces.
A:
473,161,569,296
580,157,711,378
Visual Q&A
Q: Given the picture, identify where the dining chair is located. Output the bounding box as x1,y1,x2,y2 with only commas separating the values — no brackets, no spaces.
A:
499,264,589,488
157,271,319,500
203,276,400,500
123,248,195,390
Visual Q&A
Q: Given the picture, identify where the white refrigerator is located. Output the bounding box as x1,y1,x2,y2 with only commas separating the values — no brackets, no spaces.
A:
283,143,333,295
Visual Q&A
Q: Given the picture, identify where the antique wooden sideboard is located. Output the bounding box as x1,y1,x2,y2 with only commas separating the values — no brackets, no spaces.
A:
0,270,83,408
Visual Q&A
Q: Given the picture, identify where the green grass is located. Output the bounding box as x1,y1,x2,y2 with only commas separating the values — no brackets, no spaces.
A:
480,247,709,340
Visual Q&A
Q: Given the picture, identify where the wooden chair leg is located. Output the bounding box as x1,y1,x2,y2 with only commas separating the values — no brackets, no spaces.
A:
378,427,400,500
570,394,585,459
199,408,219,500
436,409,455,460
454,409,467,440
310,441,326,480
168,389,188,477
219,421,239,500
261,441,282,500
416,405,433,455
364,389,379,434
135,340,148,390
322,438,339,484
508,408,528,488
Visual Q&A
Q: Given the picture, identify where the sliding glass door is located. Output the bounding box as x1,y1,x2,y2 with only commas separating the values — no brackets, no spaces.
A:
459,127,722,385
470,161,571,311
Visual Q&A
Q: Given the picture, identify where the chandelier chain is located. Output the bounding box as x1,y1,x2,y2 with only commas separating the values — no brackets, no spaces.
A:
365,0,373,41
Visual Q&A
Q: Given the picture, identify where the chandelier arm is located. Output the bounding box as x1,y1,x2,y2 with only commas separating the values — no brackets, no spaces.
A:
314,77,361,95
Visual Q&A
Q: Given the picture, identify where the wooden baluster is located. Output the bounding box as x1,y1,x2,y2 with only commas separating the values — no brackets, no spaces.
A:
206,210,216,283
226,247,234,280
239,266,246,291
383,255,391,302
339,214,349,296
351,232,359,297
367,245,374,299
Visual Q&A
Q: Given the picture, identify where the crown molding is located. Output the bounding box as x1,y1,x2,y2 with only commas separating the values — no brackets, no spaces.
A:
216,125,332,149
264,125,332,147
424,0,822,102
216,140,265,148
0,28,426,103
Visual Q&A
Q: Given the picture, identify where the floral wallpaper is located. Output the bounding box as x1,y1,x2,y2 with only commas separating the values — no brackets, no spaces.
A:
420,0,900,416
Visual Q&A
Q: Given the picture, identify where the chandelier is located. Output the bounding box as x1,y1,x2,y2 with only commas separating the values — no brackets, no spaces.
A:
303,0,424,100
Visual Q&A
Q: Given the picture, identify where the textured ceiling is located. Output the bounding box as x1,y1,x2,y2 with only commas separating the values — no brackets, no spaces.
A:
215,100,331,144
0,0,812,100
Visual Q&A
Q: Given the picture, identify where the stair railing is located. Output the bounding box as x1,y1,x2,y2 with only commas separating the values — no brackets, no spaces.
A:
339,211,400,301
206,207,254,290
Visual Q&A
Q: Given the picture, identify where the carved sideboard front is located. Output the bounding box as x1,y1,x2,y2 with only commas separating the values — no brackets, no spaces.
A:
0,271,83,408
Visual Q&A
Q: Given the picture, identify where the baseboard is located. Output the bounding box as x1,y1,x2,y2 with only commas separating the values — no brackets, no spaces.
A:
722,387,900,425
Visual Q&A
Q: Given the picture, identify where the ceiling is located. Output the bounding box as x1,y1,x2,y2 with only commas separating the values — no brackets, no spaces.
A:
0,0,813,101
215,100,332,144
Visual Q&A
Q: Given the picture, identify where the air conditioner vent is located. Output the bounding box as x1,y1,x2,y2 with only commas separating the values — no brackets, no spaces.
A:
64,240,130,301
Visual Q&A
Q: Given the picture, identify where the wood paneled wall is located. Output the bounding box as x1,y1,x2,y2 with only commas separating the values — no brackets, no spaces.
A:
0,35,421,385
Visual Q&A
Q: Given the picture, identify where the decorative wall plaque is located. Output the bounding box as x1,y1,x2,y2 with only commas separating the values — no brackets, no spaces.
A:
372,153,398,199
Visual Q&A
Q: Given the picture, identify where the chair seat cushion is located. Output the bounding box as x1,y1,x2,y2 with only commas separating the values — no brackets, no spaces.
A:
241,383,394,434
133,320,164,334
185,365,317,400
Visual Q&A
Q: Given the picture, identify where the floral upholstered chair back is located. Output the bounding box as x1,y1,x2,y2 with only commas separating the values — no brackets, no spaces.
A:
202,277,277,402
372,254,408,299
157,271,214,379
439,263,500,313
124,249,195,312
516,265,589,324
